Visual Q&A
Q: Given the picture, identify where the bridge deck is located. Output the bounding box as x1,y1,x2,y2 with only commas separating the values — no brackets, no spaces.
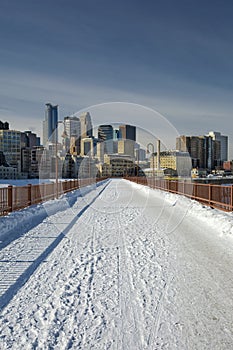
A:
0,179,233,349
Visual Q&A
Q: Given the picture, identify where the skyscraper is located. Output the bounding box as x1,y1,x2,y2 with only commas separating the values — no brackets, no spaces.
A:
118,140,135,158
208,131,228,162
0,121,9,130
64,116,81,139
119,124,136,141
0,129,21,170
43,103,58,146
98,125,114,154
21,131,38,148
63,116,81,151
176,134,221,170
79,112,93,138
98,125,113,142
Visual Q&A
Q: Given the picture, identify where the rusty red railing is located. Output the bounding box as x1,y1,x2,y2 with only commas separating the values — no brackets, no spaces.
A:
0,178,107,216
125,177,233,212
1,176,232,216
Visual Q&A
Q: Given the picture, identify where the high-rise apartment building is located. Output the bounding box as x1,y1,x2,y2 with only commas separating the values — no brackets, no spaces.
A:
20,131,41,177
119,124,136,141
79,112,93,138
176,136,206,168
98,125,114,154
118,140,135,158
151,151,191,176
135,143,146,161
43,103,58,146
98,125,113,142
63,116,81,152
0,129,21,170
176,135,222,170
208,131,228,162
64,116,81,139
21,131,39,149
0,121,9,130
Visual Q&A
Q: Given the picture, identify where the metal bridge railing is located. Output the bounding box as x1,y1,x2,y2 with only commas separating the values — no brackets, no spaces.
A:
0,178,107,217
126,177,233,212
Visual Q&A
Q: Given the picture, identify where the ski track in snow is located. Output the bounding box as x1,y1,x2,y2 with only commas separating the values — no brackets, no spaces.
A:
0,179,233,349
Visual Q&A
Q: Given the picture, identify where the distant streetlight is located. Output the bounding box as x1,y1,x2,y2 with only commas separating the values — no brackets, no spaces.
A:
147,142,155,187
55,121,64,199
136,149,139,178
88,152,91,183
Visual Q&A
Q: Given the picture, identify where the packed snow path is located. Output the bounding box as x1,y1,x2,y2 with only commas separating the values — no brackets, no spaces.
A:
0,179,233,349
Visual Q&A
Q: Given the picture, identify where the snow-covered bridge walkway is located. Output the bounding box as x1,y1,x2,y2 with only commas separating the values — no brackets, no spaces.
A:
0,179,233,349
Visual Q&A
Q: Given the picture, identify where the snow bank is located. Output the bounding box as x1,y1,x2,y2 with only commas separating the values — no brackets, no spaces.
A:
0,180,108,247
0,178,78,188
0,179,54,188
127,180,233,238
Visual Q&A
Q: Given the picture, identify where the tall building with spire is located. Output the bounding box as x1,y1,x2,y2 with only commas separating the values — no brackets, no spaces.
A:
79,112,93,138
43,103,58,146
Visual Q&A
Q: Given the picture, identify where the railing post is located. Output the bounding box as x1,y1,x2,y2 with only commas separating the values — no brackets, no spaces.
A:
231,185,233,211
8,185,13,212
53,182,56,199
42,183,46,201
28,184,32,206
209,184,212,207
193,183,197,199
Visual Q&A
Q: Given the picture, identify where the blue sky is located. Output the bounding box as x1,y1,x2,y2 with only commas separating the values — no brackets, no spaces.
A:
0,0,233,156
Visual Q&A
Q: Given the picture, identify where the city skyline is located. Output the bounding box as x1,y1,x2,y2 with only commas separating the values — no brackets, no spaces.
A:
1,108,229,155
0,109,232,193
0,1,233,157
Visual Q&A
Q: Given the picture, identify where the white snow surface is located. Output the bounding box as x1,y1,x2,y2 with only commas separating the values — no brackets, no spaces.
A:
0,179,233,349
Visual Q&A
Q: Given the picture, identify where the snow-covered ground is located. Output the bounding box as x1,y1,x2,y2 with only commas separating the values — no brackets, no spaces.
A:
0,179,72,188
0,179,233,349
